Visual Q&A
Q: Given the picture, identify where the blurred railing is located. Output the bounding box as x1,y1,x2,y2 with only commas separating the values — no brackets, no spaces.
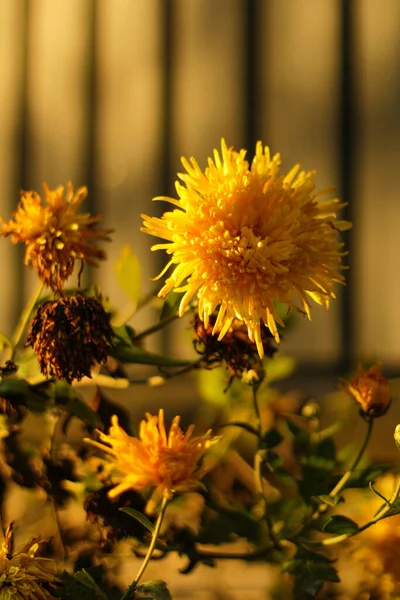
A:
0,0,399,369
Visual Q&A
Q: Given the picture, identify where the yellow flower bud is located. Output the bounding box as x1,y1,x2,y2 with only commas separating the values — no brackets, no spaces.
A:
342,365,392,418
394,424,400,451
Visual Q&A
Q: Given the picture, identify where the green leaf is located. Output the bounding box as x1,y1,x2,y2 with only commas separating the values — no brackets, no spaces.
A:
261,428,284,449
54,382,101,428
73,570,108,600
136,580,173,600
59,569,109,600
199,504,262,545
322,515,359,534
110,340,191,367
114,244,142,306
286,418,309,445
119,507,154,534
282,545,339,597
159,291,182,321
0,379,51,412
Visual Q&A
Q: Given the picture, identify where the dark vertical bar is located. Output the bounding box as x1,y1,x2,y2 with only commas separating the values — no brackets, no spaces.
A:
338,0,356,370
14,0,30,318
82,0,98,285
159,0,174,353
243,0,260,151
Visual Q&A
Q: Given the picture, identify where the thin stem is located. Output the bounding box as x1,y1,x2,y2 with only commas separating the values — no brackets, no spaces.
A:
251,385,281,549
195,542,275,561
49,413,66,562
121,494,169,599
329,417,374,499
10,281,44,360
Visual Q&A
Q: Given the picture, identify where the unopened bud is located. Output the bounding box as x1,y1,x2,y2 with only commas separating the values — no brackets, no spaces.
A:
147,376,166,387
242,369,260,386
342,364,391,418
301,401,320,419
394,424,400,451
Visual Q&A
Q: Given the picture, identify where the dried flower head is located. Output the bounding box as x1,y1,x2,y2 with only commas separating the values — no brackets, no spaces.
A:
342,364,392,418
0,522,59,600
26,293,114,383
85,409,219,513
142,139,351,358
193,314,276,387
0,183,112,291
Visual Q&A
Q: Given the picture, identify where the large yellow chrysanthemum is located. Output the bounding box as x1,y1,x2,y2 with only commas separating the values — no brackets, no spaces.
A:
85,410,219,514
0,523,59,600
142,139,351,357
0,183,112,291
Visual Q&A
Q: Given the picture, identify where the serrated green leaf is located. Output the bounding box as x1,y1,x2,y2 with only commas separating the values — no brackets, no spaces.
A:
159,291,182,321
136,580,173,600
110,341,191,367
323,515,359,534
119,507,154,534
114,244,142,307
73,570,108,600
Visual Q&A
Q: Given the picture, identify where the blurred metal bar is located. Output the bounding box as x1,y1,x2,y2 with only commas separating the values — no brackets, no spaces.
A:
160,0,175,353
243,0,260,151
83,0,98,216
14,0,30,317
338,0,357,369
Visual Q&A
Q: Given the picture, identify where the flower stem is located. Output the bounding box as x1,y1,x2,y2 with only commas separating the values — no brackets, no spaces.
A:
251,385,280,549
10,281,44,361
121,494,169,599
329,417,374,499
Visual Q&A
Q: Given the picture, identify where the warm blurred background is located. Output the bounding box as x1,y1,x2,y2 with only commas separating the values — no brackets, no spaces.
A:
0,0,399,370
0,2,400,597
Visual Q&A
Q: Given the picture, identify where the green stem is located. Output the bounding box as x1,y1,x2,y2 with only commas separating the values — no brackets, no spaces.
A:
121,494,169,599
252,385,281,549
10,281,44,360
329,418,374,499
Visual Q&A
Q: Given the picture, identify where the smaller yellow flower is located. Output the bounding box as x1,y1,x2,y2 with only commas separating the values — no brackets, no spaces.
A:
85,410,219,513
342,364,392,418
0,522,59,600
0,182,112,291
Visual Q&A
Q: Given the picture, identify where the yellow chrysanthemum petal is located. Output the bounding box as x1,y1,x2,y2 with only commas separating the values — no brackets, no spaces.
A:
142,139,351,358
0,523,59,599
85,409,220,513
0,182,113,291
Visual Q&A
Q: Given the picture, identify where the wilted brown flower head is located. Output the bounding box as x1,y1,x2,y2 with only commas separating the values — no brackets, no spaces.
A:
0,183,112,291
342,364,392,418
0,522,59,600
26,293,114,383
193,314,277,387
